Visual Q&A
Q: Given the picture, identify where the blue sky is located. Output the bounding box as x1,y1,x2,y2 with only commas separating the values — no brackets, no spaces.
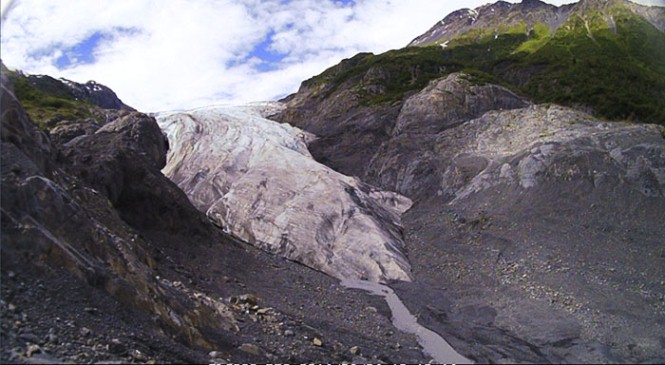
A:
1,0,661,111
55,32,105,68
241,30,286,72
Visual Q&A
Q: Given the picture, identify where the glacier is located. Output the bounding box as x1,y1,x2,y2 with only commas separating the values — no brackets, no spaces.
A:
156,102,413,283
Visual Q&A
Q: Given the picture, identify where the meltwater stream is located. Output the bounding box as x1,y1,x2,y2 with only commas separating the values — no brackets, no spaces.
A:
341,279,472,364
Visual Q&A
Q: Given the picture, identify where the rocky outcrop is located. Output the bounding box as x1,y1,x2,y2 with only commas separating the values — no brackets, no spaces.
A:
368,77,665,203
157,103,413,283
365,73,530,197
393,73,530,136
278,72,530,199
1,67,239,352
394,104,665,364
436,105,665,200
275,55,403,179
277,60,665,362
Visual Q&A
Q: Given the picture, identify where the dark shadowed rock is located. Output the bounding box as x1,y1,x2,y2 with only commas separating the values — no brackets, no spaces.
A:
60,112,167,202
273,54,404,179
0,71,53,174
56,110,213,235
1,65,238,354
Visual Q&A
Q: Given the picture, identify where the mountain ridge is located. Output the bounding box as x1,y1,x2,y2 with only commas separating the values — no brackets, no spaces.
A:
3,66,134,131
409,0,665,47
287,0,665,125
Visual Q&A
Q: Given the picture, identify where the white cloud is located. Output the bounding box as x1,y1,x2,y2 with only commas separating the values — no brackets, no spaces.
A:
0,0,591,111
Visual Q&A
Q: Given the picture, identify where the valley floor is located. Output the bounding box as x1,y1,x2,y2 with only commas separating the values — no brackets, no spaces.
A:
395,192,665,364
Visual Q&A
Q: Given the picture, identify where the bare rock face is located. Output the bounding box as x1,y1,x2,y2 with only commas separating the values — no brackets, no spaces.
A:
366,73,529,198
393,73,530,136
433,104,665,200
628,1,665,32
157,103,413,283
1,68,238,352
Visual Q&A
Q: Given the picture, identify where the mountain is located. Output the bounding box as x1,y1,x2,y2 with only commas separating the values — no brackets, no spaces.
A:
272,0,665,363
2,0,665,364
3,66,134,132
284,0,665,127
409,0,576,47
409,0,665,47
415,0,665,124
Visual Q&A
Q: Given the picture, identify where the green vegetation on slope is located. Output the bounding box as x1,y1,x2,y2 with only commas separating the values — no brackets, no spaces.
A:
516,23,551,54
518,9,665,123
6,70,96,130
302,33,526,106
301,3,665,125
302,48,462,105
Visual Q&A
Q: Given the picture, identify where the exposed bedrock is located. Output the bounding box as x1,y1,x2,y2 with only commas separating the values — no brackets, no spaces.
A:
1,69,238,351
396,105,665,363
367,73,530,197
